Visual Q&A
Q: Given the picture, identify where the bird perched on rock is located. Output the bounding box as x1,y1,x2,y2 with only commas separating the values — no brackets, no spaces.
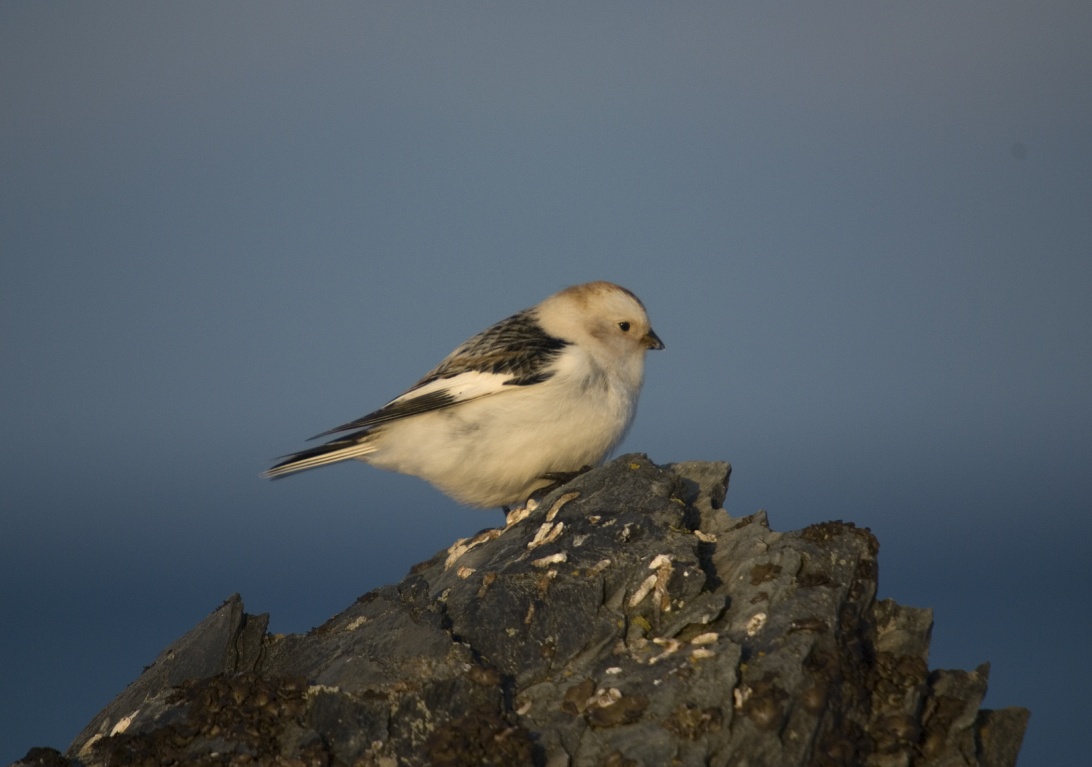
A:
264,281,664,507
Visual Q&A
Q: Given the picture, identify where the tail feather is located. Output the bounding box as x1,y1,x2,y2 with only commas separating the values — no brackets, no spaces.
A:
263,433,377,479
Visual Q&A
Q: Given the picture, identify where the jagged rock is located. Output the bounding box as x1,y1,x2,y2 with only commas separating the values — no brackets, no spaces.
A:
14,454,1027,767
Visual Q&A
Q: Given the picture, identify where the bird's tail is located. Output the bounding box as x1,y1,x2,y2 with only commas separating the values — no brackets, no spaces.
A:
263,433,378,479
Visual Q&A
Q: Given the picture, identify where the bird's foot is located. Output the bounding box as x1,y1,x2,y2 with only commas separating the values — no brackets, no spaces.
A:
539,465,593,488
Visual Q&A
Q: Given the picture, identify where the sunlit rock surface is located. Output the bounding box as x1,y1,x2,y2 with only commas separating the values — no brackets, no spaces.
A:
16,455,1027,767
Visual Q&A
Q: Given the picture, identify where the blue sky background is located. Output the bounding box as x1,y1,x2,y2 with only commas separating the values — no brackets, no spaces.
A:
2,3,1090,764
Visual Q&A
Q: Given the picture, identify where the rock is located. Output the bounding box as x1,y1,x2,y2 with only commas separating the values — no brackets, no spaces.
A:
13,454,1027,767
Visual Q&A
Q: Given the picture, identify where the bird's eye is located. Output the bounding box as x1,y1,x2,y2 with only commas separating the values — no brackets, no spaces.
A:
618,321,631,332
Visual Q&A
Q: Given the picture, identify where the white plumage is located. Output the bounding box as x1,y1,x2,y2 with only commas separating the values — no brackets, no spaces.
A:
265,281,663,507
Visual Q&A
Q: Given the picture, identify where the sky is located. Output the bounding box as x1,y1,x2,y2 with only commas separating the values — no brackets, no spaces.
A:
2,2,1090,764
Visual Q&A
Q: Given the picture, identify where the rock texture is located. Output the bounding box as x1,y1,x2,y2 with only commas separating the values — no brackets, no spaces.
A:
16,455,1027,767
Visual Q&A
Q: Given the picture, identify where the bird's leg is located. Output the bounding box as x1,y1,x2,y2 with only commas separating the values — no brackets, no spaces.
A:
538,465,593,492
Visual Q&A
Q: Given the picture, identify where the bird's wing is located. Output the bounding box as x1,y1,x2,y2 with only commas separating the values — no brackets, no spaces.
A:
310,309,571,439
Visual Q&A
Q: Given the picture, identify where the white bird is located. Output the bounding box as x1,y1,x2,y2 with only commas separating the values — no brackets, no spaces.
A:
264,281,664,508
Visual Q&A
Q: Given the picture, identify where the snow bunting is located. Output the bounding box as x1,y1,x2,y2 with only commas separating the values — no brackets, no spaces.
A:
264,281,663,507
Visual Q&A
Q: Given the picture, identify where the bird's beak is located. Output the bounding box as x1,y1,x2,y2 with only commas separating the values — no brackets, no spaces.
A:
644,329,665,350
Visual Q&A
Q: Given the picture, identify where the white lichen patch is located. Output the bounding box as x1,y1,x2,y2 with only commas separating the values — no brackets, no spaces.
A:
605,666,623,675
545,491,580,522
307,684,342,696
629,553,675,610
689,631,719,645
694,529,717,543
79,734,104,757
628,572,659,608
532,551,567,567
109,710,140,736
505,498,539,526
649,637,682,664
572,534,589,547
505,505,532,526
456,566,477,579
345,616,368,631
690,647,717,660
588,687,623,708
444,528,502,569
527,520,564,549
649,554,672,570
734,685,752,709
588,558,612,575
745,612,768,636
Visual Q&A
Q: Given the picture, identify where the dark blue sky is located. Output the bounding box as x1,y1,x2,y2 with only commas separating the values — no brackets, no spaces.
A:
3,4,1090,765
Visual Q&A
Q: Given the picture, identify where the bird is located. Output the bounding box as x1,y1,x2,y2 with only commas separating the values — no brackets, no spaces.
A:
264,281,664,508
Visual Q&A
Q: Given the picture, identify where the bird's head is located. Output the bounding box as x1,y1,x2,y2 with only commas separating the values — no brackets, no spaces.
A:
539,281,664,368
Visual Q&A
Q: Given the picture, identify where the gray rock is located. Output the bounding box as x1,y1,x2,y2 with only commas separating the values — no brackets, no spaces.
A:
14,454,1027,767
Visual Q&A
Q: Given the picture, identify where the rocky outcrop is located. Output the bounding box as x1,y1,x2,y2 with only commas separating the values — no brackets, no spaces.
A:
16,455,1027,767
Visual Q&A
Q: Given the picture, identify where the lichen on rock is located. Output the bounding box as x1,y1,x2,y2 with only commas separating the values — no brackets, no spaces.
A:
16,454,1027,767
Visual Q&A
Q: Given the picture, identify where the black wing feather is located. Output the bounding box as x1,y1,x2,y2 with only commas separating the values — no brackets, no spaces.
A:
415,308,570,387
309,390,457,439
267,430,370,476
311,309,570,440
